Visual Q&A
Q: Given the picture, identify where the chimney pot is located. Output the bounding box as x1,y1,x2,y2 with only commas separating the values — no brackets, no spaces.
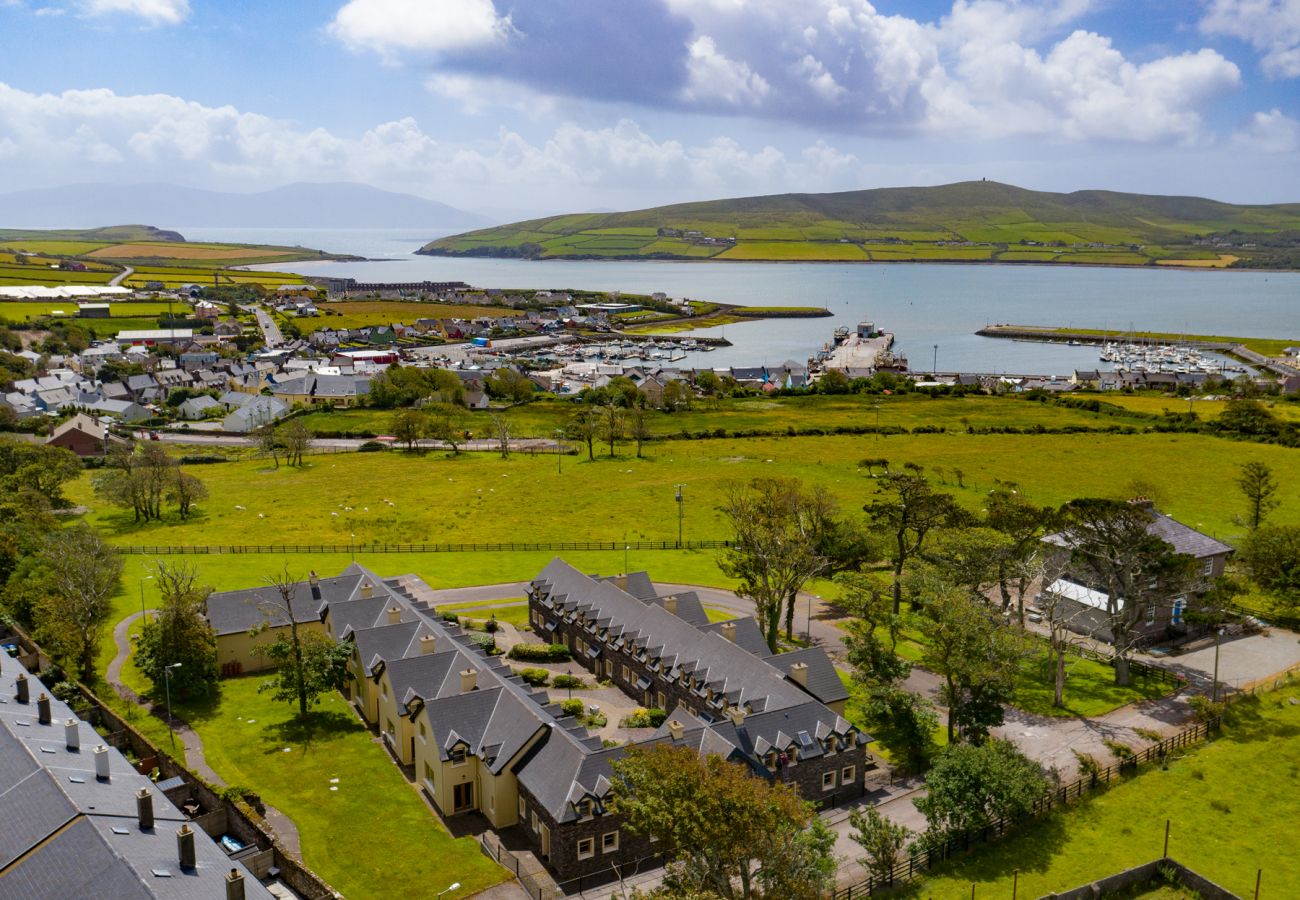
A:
789,662,809,686
93,744,110,781
136,787,155,830
65,718,80,751
309,571,319,586
363,582,376,600
225,868,247,900
15,672,29,704
460,668,478,693
177,823,197,871
419,634,437,655
667,719,684,741
37,692,51,724
721,621,737,642
729,706,747,726
662,595,678,615
386,605,400,624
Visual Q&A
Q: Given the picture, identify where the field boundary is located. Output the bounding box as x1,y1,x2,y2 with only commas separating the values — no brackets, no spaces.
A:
114,539,736,555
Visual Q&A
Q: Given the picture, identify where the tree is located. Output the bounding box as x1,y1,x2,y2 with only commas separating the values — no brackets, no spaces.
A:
485,367,534,404
425,403,468,454
276,419,312,467
1240,524,1300,612
392,408,427,451
1217,398,1277,436
35,525,123,682
918,585,1030,744
610,744,836,899
848,807,912,885
166,469,208,520
660,378,694,412
784,488,874,640
255,422,282,468
718,477,828,653
1055,499,1197,685
601,401,624,456
985,486,1055,622
1237,461,1279,529
865,472,961,613
568,405,599,461
919,526,1015,605
627,405,650,458
490,413,511,459
93,443,190,522
914,740,1048,839
135,562,219,699
252,569,349,718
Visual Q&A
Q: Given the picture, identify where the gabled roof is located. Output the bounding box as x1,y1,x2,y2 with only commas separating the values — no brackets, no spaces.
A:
1044,504,1233,560
767,648,850,705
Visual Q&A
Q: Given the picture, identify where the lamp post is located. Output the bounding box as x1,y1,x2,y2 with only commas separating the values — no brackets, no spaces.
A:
1212,627,1225,702
932,343,939,376
567,668,574,700
163,663,182,750
674,484,685,549
554,428,564,474
139,574,154,625
436,883,461,899
806,594,818,643
350,533,355,562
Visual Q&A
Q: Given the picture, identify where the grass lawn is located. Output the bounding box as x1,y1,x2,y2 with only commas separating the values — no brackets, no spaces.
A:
440,597,530,628
297,300,514,333
903,682,1300,898
171,676,507,900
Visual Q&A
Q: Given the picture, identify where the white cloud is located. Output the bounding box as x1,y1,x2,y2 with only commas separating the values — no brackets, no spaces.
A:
0,81,865,208
683,35,770,105
329,0,511,60
1201,0,1300,79
1234,108,1300,152
79,0,189,25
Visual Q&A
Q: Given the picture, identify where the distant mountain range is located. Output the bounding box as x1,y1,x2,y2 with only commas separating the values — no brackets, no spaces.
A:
2,182,486,230
420,180,1300,269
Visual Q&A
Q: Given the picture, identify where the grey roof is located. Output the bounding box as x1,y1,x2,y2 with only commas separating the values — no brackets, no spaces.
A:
697,616,770,657
0,655,273,898
206,580,328,636
1045,506,1233,560
767,648,850,705
645,591,709,627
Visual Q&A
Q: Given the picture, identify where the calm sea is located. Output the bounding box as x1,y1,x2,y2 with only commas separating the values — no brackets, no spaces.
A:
184,227,1300,374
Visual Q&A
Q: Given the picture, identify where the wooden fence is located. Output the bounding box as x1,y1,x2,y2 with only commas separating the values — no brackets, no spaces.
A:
114,539,735,555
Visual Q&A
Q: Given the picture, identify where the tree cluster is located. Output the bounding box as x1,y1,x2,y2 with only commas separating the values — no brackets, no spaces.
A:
93,443,209,521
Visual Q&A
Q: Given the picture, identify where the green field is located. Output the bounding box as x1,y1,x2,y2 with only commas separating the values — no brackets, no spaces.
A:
292,300,514,333
421,180,1300,266
906,683,1300,899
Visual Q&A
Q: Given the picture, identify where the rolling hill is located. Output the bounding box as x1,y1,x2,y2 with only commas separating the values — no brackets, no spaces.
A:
419,181,1300,268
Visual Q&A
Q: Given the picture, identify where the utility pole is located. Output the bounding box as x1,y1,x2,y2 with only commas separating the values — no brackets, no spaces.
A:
674,484,685,548
554,428,564,474
932,344,938,376
1212,627,1224,702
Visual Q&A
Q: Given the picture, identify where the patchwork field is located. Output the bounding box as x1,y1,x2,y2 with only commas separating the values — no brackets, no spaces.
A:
87,242,302,261
294,300,514,332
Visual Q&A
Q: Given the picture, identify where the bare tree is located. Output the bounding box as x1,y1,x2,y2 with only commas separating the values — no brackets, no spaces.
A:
490,413,511,459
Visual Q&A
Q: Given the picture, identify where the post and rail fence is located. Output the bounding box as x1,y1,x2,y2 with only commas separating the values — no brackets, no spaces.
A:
115,539,736,556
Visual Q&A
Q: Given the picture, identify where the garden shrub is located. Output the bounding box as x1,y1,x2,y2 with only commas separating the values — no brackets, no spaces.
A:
507,643,571,662
560,698,585,718
517,667,550,686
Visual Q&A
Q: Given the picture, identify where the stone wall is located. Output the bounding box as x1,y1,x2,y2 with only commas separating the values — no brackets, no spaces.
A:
516,782,656,883
1044,858,1241,900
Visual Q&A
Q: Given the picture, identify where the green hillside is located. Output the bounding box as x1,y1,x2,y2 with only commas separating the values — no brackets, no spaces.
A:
0,224,184,243
420,181,1300,268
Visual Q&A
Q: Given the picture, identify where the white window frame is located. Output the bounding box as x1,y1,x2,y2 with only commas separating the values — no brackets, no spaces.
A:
577,838,595,861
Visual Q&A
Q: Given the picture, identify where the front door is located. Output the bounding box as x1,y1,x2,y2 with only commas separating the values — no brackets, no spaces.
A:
453,781,474,813
540,823,551,859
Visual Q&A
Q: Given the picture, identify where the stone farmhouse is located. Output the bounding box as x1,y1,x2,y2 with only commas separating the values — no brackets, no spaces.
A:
205,560,874,883
1041,499,1233,645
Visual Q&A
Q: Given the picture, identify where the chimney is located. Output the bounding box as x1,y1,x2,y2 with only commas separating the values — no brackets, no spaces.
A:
65,718,80,751
309,571,319,586
176,824,197,871
728,706,747,727
419,634,437,655
362,582,375,600
789,662,809,686
386,606,401,625
460,668,478,693
93,745,110,781
136,787,154,830
614,575,629,591
15,672,29,704
667,719,684,741
37,692,51,724
721,621,736,642
662,595,678,615
225,868,246,900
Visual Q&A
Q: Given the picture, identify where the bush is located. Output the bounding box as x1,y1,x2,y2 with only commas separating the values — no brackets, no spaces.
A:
440,610,460,624
552,673,586,689
483,616,500,634
507,643,571,662
620,707,667,728
517,667,550,686
1188,694,1226,723
561,698,586,718
467,632,496,654
357,440,387,452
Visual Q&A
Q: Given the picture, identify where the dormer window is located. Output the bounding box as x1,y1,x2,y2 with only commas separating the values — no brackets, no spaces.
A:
450,746,468,766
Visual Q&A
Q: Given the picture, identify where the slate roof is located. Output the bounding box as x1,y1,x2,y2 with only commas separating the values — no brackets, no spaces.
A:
204,569,374,636
696,616,770,657
0,654,272,898
767,648,851,706
1044,505,1233,560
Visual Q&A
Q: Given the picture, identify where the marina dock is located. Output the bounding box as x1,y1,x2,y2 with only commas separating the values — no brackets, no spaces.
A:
821,321,898,371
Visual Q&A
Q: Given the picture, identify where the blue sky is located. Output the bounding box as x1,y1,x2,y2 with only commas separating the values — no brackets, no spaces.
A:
0,0,1297,220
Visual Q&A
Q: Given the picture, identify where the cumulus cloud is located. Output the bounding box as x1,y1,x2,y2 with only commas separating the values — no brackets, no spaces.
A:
329,0,510,60
0,81,865,206
79,0,189,25
330,0,1242,143
1234,108,1300,152
1201,0,1300,79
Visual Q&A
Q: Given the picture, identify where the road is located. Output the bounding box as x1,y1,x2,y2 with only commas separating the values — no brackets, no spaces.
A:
252,305,284,347
109,265,134,287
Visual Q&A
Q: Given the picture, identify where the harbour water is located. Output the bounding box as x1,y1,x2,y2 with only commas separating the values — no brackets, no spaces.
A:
187,226,1300,374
